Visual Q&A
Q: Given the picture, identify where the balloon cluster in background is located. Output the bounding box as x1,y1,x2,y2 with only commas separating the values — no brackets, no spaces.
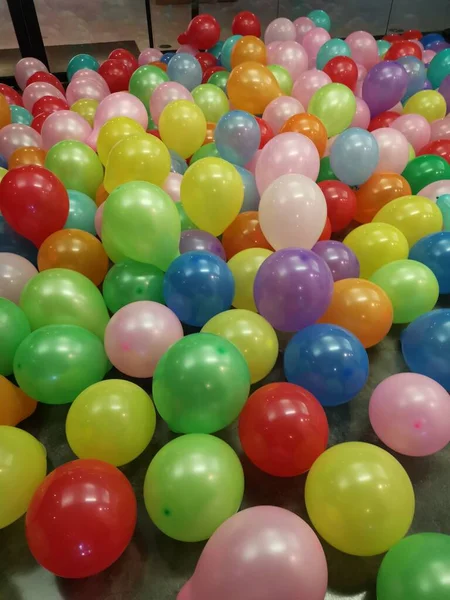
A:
2,8,450,599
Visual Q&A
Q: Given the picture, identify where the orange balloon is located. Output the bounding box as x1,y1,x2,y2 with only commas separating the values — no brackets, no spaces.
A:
0,93,11,129
0,375,37,426
8,146,46,169
355,173,412,224
151,61,168,72
95,182,109,207
231,36,267,68
227,61,281,116
319,278,393,348
222,211,273,259
204,122,216,145
38,229,109,286
280,113,328,157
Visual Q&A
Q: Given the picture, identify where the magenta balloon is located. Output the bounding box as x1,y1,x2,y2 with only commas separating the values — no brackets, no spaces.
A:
362,62,408,117
162,172,182,202
372,127,409,173
15,57,48,90
66,77,109,105
266,40,308,79
390,114,431,152
417,179,450,201
293,16,315,43
351,97,371,129
430,117,450,141
255,132,320,194
302,28,331,68
94,92,148,129
0,253,38,304
264,18,296,45
345,31,378,70
104,301,183,378
22,82,66,112
369,373,450,456
178,506,328,600
0,124,42,159
150,82,194,125
292,69,331,108
41,110,92,149
138,47,163,66
94,203,105,238
262,96,304,134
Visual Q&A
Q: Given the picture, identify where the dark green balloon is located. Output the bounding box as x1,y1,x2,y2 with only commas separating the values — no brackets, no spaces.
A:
208,71,230,94
190,142,220,164
317,156,338,182
177,203,197,231
0,298,31,376
102,259,165,313
402,154,450,195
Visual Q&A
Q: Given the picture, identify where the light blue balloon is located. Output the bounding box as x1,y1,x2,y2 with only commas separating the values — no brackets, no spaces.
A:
221,35,242,71
316,38,351,70
210,41,224,60
330,128,379,186
215,110,260,166
437,194,450,231
67,54,99,81
10,105,32,126
235,166,260,212
397,56,426,102
377,40,391,57
167,53,202,91
170,149,188,174
64,190,97,235
307,9,331,32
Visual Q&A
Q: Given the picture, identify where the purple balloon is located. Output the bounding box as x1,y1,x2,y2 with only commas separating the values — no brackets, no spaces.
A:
423,78,433,90
312,241,360,281
179,230,226,260
439,75,450,113
428,41,450,53
362,62,408,117
253,248,333,332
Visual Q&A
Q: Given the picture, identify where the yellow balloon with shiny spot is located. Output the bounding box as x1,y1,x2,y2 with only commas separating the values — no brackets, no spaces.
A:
404,90,446,123
228,248,273,312
97,116,146,165
70,98,99,127
159,100,207,159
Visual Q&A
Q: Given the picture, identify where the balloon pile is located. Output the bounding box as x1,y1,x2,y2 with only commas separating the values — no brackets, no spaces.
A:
2,9,450,598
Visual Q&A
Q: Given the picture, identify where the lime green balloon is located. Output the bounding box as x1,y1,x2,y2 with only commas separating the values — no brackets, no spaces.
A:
45,140,104,199
143,434,244,541
317,156,338,182
208,70,230,94
308,83,356,138
102,181,180,271
267,64,293,95
408,144,415,163
177,202,197,230
190,142,220,164
402,154,450,195
14,324,109,404
102,259,165,313
153,333,250,433
370,259,439,324
0,298,30,376
20,268,109,339
129,65,169,108
192,83,229,123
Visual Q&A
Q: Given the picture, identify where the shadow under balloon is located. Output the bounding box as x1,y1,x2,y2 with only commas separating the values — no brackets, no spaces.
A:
0,215,38,265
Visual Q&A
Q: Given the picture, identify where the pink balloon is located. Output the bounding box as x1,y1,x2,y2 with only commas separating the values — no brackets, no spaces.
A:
262,96,304,134
372,127,409,173
150,82,194,125
245,149,261,175
417,180,450,201
0,124,42,159
0,253,38,304
351,97,371,129
255,132,320,194
430,117,450,141
264,18,296,44
390,114,431,152
259,173,326,250
178,506,328,600
66,77,109,105
72,69,108,88
41,110,92,149
354,63,367,97
423,49,436,65
94,203,105,238
302,28,331,68
86,128,99,151
369,373,450,457
138,47,163,66
22,82,66,112
94,92,148,129
293,17,315,43
162,172,182,202
104,301,183,378
177,45,198,56
15,57,48,90
345,31,378,70
292,69,331,108
266,40,308,79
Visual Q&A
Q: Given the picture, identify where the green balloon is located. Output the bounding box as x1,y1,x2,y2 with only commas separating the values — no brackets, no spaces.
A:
377,533,450,600
153,333,250,433
370,259,439,324
102,181,180,271
176,203,197,231
102,259,165,313
14,325,108,405
208,70,230,94
308,83,356,138
129,65,169,108
143,434,244,542
317,156,338,182
65,189,97,235
402,154,450,195
20,268,109,339
427,48,450,89
0,298,31,376
267,64,293,96
192,83,229,123
190,142,220,164
45,140,104,199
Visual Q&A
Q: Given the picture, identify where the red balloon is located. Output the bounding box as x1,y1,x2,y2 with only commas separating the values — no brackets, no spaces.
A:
318,180,357,232
383,34,403,43
108,48,139,74
0,165,69,247
0,83,23,107
203,65,227,83
179,14,221,50
402,29,422,41
318,216,332,241
239,383,329,477
195,52,217,73
323,56,358,90
147,129,161,139
26,459,136,579
98,59,131,92
417,139,450,164
255,116,274,149
232,11,261,37
31,112,49,134
384,40,422,60
31,95,69,117
368,110,400,132
26,71,65,95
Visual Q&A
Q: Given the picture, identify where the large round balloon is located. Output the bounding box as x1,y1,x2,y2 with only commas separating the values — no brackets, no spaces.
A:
227,61,281,115
159,100,206,159
215,110,260,166
330,128,379,186
362,62,408,116
308,83,356,137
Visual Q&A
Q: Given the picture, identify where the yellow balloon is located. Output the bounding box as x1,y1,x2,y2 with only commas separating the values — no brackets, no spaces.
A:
408,143,415,163
66,380,156,467
104,134,171,193
97,116,146,165
343,222,409,279
404,90,447,123
202,309,278,383
228,248,273,311
181,157,244,235
0,426,47,528
305,442,415,556
0,167,7,183
373,195,443,246
159,100,206,159
70,98,99,127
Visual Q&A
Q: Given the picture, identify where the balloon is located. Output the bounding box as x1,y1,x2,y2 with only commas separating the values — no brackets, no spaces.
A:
305,442,414,555
423,49,437,65
162,172,182,203
418,138,450,163
129,65,169,108
220,35,242,71
215,110,260,166
191,141,220,163
385,40,422,61
323,56,358,89
428,48,450,88
404,90,446,122
438,75,450,113
97,59,130,93
159,100,206,159
0,298,31,376
103,260,163,314
308,83,356,137
67,54,99,81
293,16,315,43
94,92,148,130
0,123,42,159
438,194,450,230
318,180,356,231
235,165,259,211
266,65,293,95
303,28,332,68
207,69,230,94
0,376,37,426
179,230,225,259
390,113,431,152
221,209,270,257
316,38,351,71
0,252,37,303
264,18,296,44
8,146,46,169
0,83,24,106
362,62,408,116
165,54,201,91
227,248,272,312
316,156,337,181
254,248,333,332
402,154,450,194
331,128,379,185
196,52,217,72
22,82,66,112
369,110,400,131
292,69,331,108
139,47,163,66
371,127,409,174
266,41,308,80
10,104,32,125
0,93,11,129
279,113,327,157
345,31,378,69
96,116,145,165
179,14,220,50
312,240,360,281
153,333,250,433
66,76,109,105
227,62,281,116
149,82,193,126
108,48,138,72
262,97,304,135
354,173,412,223
191,84,229,123
232,11,261,37
308,8,331,31
418,178,450,200
410,232,450,293
169,149,188,175
15,57,48,90
231,36,266,69
64,189,97,235
397,56,426,100
40,110,92,149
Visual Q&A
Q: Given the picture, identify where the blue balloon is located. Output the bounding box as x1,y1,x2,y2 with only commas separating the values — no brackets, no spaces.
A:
160,52,175,65
64,190,97,235
397,56,426,101
235,166,260,212
221,35,242,71
67,54,99,81
330,128,379,186
163,251,235,327
167,53,202,91
169,149,188,174
0,215,38,265
437,194,450,230
409,232,450,293
377,40,391,57
401,309,450,390
10,105,32,126
307,9,331,32
284,324,369,407
0,154,7,169
421,33,445,49
316,38,351,71
215,110,260,166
